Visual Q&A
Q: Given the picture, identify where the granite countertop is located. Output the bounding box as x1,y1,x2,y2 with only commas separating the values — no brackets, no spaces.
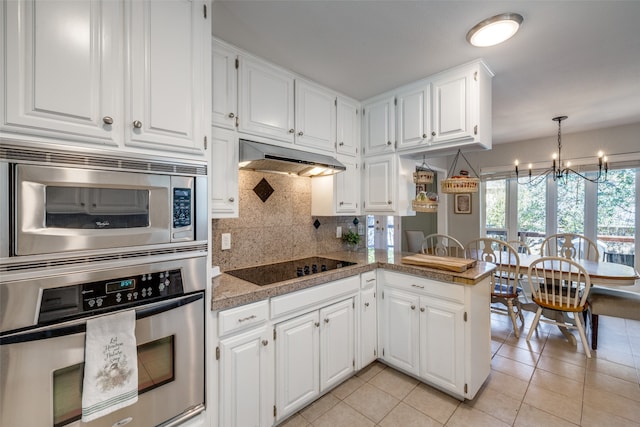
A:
212,249,496,311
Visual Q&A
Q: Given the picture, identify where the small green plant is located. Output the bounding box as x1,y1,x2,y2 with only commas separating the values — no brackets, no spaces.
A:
342,230,361,245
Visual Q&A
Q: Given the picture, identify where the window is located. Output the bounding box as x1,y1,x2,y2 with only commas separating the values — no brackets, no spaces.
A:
557,173,585,234
516,177,546,251
485,179,507,240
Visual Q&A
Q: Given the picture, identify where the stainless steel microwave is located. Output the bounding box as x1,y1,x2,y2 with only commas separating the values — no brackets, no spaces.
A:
0,145,207,259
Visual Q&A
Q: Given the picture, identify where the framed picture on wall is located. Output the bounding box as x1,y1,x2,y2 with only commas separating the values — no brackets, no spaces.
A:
454,193,471,214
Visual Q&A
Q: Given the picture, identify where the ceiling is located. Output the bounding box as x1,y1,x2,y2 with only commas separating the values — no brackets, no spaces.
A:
212,1,640,145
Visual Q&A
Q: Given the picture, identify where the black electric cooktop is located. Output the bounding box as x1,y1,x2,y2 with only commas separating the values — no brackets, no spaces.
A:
225,257,356,286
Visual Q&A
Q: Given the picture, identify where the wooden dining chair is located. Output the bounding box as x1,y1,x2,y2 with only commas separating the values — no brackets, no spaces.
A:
466,238,524,337
526,256,592,358
421,233,465,258
540,233,600,261
405,230,425,253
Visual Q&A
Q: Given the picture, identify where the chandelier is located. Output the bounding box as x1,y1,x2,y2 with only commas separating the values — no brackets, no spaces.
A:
515,116,608,185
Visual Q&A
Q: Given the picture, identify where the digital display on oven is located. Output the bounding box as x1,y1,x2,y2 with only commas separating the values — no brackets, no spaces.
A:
173,188,192,228
106,279,136,293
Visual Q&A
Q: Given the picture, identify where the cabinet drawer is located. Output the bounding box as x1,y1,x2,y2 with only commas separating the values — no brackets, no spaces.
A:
361,271,377,290
380,270,464,303
218,300,269,337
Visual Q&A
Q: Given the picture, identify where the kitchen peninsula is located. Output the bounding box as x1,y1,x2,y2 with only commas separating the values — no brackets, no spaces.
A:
210,250,495,426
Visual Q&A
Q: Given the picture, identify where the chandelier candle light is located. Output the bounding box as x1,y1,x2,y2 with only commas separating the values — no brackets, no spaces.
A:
515,116,608,185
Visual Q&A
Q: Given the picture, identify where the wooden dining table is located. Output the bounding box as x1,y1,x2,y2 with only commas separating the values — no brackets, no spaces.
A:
488,251,640,344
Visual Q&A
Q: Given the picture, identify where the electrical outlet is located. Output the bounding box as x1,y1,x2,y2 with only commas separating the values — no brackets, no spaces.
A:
221,233,231,250
336,226,342,238
357,223,365,235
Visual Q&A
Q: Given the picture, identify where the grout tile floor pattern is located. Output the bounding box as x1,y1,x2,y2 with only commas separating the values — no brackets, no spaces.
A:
278,309,640,426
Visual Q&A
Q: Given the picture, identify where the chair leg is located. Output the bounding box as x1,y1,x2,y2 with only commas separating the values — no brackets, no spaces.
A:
515,299,525,324
591,313,599,350
526,307,543,341
574,313,592,358
507,299,520,338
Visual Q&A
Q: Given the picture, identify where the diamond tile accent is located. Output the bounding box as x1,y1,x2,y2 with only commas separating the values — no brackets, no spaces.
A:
253,178,274,202
314,219,321,229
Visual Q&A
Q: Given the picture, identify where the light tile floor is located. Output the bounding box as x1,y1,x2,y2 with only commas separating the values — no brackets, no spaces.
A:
279,310,640,426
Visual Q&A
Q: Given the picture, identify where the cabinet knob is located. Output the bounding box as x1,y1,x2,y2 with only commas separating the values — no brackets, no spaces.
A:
420,307,425,312
364,302,370,307
387,200,392,205
228,112,235,118
422,133,427,138
298,131,304,136
387,141,392,146
228,197,235,202
339,142,344,146
103,116,114,125
431,131,436,137
411,305,416,310
289,128,295,133
315,322,320,327
133,120,142,129
262,340,268,346
324,318,330,323
339,201,344,206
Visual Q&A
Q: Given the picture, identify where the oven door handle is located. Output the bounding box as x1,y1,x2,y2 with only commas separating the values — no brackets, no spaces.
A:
0,292,203,345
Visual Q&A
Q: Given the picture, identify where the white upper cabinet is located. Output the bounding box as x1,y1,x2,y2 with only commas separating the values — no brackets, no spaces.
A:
363,154,396,213
239,56,296,144
311,154,360,216
397,84,432,150
362,96,396,156
125,0,207,154
2,0,122,147
1,0,209,157
431,69,470,143
210,128,239,218
295,79,336,153
212,41,239,130
336,97,360,156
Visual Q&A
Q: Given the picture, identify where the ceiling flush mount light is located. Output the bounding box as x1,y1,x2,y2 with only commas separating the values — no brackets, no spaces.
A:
515,116,608,185
467,13,523,47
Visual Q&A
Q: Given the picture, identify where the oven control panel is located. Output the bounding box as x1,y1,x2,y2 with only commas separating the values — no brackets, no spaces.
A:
39,269,184,324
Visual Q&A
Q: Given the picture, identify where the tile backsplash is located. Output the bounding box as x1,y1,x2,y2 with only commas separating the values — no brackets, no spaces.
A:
212,170,364,271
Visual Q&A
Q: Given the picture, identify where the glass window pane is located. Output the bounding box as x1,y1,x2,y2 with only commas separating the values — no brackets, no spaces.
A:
557,174,585,234
485,179,506,240
517,178,546,252
597,169,636,266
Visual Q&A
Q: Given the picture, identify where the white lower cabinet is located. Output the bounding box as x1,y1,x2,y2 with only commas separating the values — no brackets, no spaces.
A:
379,270,490,400
275,298,355,422
359,271,378,368
219,325,274,427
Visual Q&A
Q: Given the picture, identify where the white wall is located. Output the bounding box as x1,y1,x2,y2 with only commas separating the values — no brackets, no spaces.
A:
445,122,640,246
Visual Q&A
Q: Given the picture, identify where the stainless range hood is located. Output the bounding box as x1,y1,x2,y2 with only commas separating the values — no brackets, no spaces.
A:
239,139,346,177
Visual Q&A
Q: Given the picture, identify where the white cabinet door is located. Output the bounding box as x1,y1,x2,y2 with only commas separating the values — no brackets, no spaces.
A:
419,297,465,396
212,42,238,130
381,288,420,375
336,97,360,156
360,286,378,367
397,85,432,150
126,0,207,154
295,80,336,153
219,325,274,427
432,70,471,143
363,96,395,155
2,0,121,147
320,299,355,392
335,155,360,214
363,154,395,213
275,311,320,421
210,128,239,218
239,57,295,144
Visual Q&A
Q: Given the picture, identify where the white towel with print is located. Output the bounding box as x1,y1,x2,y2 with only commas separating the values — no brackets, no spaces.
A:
82,310,138,422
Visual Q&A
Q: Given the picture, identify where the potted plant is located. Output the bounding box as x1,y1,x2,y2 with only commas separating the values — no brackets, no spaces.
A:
342,229,361,251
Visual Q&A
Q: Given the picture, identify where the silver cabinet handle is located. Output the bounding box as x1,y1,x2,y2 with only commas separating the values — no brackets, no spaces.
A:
420,307,425,312
411,284,425,289
289,129,295,133
339,142,344,146
103,116,113,125
364,302,370,307
237,314,256,323
262,340,268,346
411,305,416,310
315,322,320,327
366,278,375,283
387,141,392,145
324,318,330,323
298,131,304,136
228,197,235,202
133,120,142,128
228,112,235,118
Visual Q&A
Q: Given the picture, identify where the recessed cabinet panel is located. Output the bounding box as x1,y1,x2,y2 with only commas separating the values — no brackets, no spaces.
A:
295,80,336,153
382,288,420,375
360,286,377,367
212,43,238,130
397,85,431,150
320,299,354,391
335,155,359,214
363,97,395,155
433,73,468,142
336,97,359,156
364,155,395,212
210,128,239,218
2,0,121,146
